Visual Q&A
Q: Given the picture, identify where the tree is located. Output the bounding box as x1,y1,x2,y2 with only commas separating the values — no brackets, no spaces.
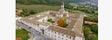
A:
83,24,98,40
47,18,54,24
91,24,98,33
30,10,36,14
57,18,67,27
87,34,97,40
19,9,37,17
84,27,92,36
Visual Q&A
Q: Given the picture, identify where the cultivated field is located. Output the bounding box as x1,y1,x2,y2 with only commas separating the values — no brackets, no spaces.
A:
16,4,60,11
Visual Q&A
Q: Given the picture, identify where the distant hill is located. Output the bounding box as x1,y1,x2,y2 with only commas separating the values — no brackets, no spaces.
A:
16,0,98,6
65,0,98,6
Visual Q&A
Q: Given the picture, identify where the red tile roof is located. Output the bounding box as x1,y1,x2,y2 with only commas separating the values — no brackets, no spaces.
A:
16,37,22,40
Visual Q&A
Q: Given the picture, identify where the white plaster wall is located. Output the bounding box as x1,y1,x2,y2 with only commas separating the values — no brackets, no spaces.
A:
19,19,76,40
39,25,46,30
75,36,83,40
38,19,43,22
43,16,48,22
44,29,75,40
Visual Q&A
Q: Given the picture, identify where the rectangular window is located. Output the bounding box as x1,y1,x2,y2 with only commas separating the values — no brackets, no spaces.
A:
70,36,71,39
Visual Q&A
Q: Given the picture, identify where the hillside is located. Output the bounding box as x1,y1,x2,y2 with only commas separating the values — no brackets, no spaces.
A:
16,4,60,11
16,0,61,5
65,0,98,7
16,0,98,7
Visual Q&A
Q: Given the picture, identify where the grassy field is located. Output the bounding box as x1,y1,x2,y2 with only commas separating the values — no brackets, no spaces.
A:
16,4,60,12
16,29,30,40
66,9,85,14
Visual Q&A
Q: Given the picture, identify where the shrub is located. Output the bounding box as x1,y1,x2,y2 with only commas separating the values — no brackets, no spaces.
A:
47,18,54,24
20,9,37,17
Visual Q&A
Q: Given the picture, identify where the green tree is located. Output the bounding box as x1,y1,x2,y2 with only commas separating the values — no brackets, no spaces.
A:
47,18,54,24
87,34,97,40
30,10,36,14
91,24,98,33
20,9,37,17
84,27,91,36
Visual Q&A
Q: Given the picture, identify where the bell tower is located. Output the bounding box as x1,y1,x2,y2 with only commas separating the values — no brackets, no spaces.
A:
60,0,65,12
57,0,69,18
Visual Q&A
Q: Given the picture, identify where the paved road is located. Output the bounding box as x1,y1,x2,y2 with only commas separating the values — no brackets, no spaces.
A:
16,20,52,40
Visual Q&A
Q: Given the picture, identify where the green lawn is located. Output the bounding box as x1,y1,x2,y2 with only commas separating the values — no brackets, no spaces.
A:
16,29,30,40
16,4,60,12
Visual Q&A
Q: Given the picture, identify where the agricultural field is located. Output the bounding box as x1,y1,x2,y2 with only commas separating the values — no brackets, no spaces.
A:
16,4,60,17
66,9,85,14
16,4,60,12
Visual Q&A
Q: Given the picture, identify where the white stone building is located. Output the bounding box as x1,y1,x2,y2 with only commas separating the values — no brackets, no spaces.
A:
17,11,84,40
16,0,85,40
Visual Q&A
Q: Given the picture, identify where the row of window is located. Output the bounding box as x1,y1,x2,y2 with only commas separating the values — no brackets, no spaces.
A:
45,29,74,40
